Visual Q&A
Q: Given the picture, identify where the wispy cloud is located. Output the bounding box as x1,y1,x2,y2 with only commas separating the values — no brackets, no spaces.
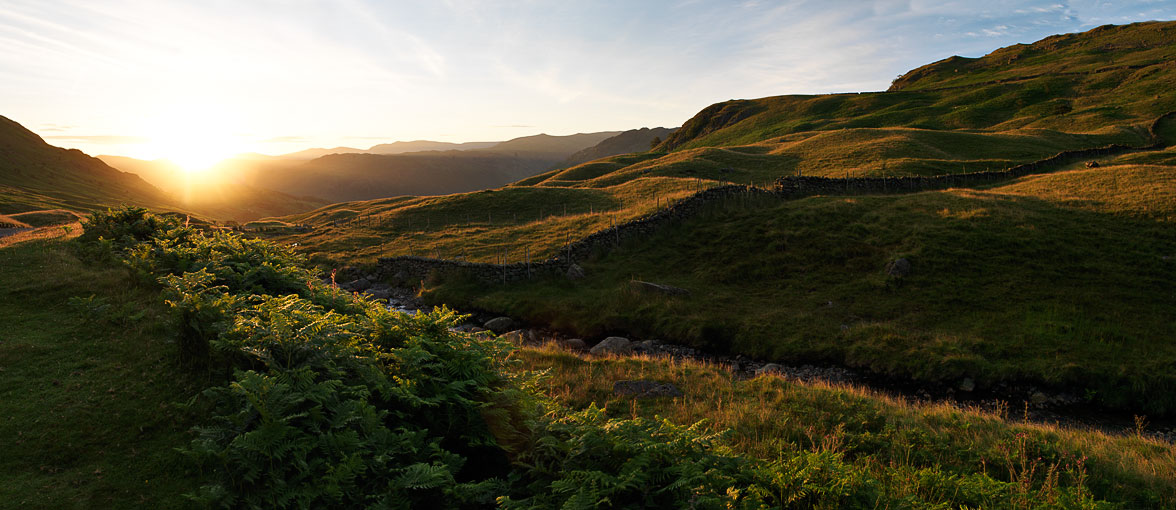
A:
43,134,150,143
3,0,1173,157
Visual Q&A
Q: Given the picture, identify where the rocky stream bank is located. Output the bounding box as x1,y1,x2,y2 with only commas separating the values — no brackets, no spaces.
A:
338,276,1176,444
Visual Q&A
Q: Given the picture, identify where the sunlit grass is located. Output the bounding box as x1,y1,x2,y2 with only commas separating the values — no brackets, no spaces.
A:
426,164,1176,413
512,344,1176,507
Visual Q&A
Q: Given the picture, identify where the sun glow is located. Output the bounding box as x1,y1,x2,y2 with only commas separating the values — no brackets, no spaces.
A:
141,105,247,174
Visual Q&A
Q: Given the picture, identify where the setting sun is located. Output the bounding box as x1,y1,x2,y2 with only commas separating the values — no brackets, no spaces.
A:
142,105,246,173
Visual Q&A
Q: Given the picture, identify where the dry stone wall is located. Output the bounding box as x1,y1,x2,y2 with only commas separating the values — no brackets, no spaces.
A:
363,113,1174,285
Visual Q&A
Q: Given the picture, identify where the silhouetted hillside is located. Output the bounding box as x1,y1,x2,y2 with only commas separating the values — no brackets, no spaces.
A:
231,151,560,203
97,155,327,222
226,131,624,203
368,140,499,154
562,127,678,167
486,131,620,157
0,115,174,214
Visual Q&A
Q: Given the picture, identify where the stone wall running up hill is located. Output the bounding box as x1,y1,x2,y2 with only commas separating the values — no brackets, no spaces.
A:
359,113,1174,286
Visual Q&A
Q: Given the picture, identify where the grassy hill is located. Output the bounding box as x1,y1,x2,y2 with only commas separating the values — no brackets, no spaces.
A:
97,155,328,222
4,216,1173,508
260,21,1176,416
221,131,623,204
0,116,178,215
562,127,678,168
426,163,1176,412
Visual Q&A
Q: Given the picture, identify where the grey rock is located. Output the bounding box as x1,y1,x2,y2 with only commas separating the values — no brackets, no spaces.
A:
589,336,632,356
501,329,537,345
365,283,393,300
756,363,786,376
342,277,371,291
886,258,911,278
484,316,516,334
566,263,585,280
633,339,659,353
959,378,975,392
500,330,523,343
470,326,488,334
563,338,586,351
613,380,683,398
628,280,690,296
1030,391,1049,405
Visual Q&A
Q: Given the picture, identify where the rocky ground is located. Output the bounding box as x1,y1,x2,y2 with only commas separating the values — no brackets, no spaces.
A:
336,279,1176,444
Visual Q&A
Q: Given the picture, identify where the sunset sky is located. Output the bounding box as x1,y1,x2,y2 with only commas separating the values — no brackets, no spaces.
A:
3,0,1175,167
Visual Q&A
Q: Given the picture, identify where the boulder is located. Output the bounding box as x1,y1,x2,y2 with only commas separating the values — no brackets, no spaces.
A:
958,378,975,392
566,263,585,280
484,316,516,334
589,336,632,356
1085,160,1100,168
886,258,911,278
628,280,690,296
613,380,683,398
501,329,538,345
563,338,586,351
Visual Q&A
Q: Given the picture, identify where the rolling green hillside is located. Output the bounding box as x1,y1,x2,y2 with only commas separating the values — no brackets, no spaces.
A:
4,214,1172,508
263,21,1176,416
426,163,1176,413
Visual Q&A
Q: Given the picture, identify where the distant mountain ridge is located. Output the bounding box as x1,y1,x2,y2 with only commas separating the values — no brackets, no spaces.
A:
280,140,502,160
96,155,327,222
562,127,677,168
219,130,625,203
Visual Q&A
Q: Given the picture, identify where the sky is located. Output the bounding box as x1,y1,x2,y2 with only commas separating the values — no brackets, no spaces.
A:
2,0,1175,167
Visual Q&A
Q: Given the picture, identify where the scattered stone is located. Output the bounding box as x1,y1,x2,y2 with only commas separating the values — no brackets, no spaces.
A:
563,338,586,351
484,316,516,334
1030,391,1049,405
633,339,659,353
470,326,488,334
501,329,538,345
613,380,683,398
628,280,690,296
497,329,540,345
1085,160,1100,168
959,378,975,392
840,324,850,333
566,263,585,280
886,258,911,278
343,277,371,291
756,363,786,376
589,336,632,356
365,283,393,300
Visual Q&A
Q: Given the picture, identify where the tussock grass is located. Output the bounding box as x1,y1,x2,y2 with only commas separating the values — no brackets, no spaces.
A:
512,344,1176,507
